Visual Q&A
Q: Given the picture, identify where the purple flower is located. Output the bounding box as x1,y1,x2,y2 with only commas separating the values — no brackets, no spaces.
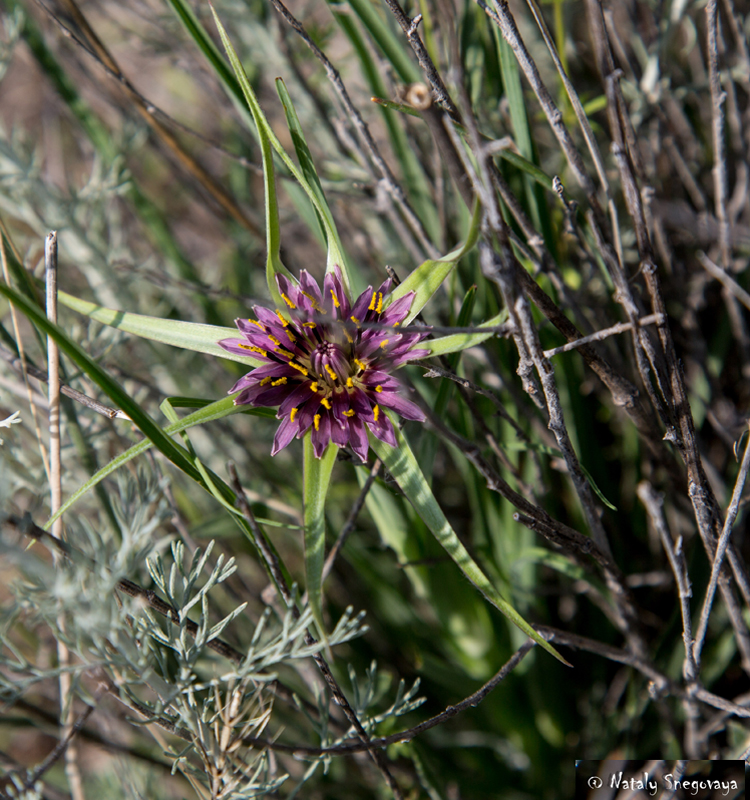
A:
219,267,429,461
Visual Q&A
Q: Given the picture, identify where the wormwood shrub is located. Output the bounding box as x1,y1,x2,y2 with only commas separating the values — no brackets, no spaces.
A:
0,0,749,798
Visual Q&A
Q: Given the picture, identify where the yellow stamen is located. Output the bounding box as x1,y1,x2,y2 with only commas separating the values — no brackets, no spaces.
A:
260,376,273,386
281,292,296,309
289,361,309,376
321,397,332,409
375,385,383,393
275,311,289,327
373,405,380,422
249,319,264,328
350,316,360,324
368,291,377,311
314,414,321,431
301,290,324,312
346,377,354,389
393,321,400,327
330,289,340,308
290,407,298,422
268,334,282,346
310,382,319,393
344,330,354,344
354,358,367,371
271,377,288,387
303,322,317,329
343,409,355,417
376,293,383,314
238,344,267,357
324,364,338,382
275,347,295,359
380,339,389,349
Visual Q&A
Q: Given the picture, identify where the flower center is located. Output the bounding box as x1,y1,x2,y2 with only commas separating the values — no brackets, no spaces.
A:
310,341,349,387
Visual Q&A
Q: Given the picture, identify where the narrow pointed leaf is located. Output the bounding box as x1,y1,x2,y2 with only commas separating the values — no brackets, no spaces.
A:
210,9,350,294
0,281,211,491
45,396,274,528
56,290,262,367
368,424,569,665
303,434,338,639
275,78,350,287
418,311,508,358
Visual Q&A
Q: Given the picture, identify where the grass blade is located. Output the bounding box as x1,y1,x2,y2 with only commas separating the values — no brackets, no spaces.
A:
303,434,338,639
56,290,262,367
368,422,569,665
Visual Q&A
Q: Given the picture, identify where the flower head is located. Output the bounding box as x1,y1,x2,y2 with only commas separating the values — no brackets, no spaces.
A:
219,267,429,461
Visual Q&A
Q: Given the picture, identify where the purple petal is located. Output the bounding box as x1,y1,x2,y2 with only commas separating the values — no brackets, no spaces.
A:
367,408,397,447
240,382,301,408
391,347,431,365
379,292,414,325
219,338,271,360
271,415,299,455
277,381,317,416
377,391,425,421
299,270,324,310
311,412,333,457
330,416,349,447
347,416,370,461
323,267,351,319
350,285,374,323
295,393,324,433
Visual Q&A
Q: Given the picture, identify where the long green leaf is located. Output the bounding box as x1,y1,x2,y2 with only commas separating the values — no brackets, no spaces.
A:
46,396,273,528
303,435,338,639
419,311,508,358
56,290,262,367
388,201,481,325
210,9,351,293
0,282,209,493
368,424,569,665
166,0,252,129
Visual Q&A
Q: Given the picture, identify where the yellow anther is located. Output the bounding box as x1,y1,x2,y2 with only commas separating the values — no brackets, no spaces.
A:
301,290,324,312
321,397,332,409
330,289,340,308
310,382,319,393
260,376,273,386
268,334,282,346
250,319,264,328
290,407,298,421
289,361,309,376
343,409,355,417
275,311,289,327
368,291,377,311
380,339,389,349
354,358,367,371
373,405,380,422
393,321,400,327
275,347,295,359
376,293,383,314
281,292,296,309
239,344,268,357
350,316,360,324
314,414,321,431
375,385,383,393
303,322,317,329
346,377,354,388
271,377,288,387
324,364,338,381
